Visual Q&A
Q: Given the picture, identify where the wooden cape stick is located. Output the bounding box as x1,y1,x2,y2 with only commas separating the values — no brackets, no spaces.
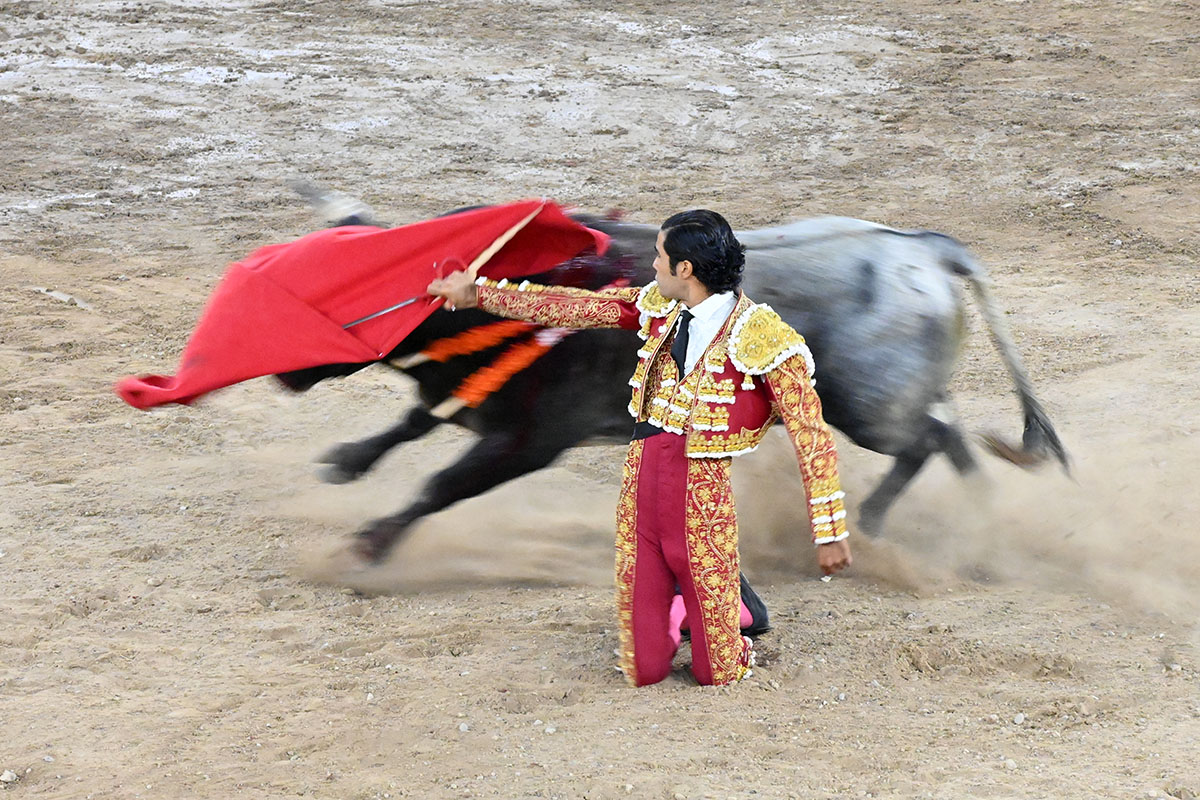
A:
429,201,546,418
465,201,546,279
342,201,547,331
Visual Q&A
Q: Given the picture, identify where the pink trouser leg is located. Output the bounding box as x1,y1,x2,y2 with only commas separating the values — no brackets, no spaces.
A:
671,597,754,639
668,594,686,650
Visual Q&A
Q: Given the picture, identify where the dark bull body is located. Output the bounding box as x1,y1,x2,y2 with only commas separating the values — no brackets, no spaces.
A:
280,210,1067,562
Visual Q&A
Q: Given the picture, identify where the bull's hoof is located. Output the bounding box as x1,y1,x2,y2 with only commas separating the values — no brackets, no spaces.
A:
350,519,408,565
318,464,362,485
857,504,886,537
316,443,374,484
350,528,393,564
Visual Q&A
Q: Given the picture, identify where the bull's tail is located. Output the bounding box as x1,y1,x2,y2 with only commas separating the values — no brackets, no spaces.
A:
944,244,1070,474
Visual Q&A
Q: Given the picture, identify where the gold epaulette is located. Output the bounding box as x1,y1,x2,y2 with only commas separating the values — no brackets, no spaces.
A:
728,303,815,377
635,282,677,318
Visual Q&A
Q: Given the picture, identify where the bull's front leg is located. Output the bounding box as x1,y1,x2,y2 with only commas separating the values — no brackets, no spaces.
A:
858,414,979,534
317,406,441,484
352,427,576,563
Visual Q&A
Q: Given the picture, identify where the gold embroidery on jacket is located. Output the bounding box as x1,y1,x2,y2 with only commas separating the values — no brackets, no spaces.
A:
635,282,677,317
691,403,730,432
696,372,737,404
684,426,772,457
476,280,639,329
764,354,848,543
628,294,782,454
729,303,815,378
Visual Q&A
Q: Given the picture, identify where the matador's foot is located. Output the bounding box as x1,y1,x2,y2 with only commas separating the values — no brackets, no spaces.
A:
737,635,756,682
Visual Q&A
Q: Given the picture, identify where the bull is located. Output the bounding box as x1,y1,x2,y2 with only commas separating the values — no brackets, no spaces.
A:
279,193,1068,564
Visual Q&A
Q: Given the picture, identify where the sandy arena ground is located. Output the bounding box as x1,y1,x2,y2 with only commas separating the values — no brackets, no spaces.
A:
2,1,1198,798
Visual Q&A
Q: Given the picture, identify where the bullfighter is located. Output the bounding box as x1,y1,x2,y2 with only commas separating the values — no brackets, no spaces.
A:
428,209,852,687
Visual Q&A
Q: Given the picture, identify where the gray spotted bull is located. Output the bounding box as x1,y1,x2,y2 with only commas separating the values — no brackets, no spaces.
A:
279,199,1068,564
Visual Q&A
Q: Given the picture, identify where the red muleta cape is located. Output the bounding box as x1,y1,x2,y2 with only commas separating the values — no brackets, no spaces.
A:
115,200,608,409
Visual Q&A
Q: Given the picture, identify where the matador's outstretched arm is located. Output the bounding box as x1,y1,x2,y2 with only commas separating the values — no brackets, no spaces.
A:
427,272,642,330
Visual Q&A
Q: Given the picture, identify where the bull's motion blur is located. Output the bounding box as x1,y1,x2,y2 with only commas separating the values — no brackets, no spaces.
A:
280,195,1068,563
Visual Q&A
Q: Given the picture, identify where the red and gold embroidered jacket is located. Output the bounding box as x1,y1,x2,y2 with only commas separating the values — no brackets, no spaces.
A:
475,277,849,543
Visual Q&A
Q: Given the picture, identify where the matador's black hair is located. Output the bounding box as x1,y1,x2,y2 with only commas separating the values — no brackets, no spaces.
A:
660,209,745,294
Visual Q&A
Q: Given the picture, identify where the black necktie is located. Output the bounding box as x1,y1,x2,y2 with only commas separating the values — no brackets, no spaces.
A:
670,309,694,376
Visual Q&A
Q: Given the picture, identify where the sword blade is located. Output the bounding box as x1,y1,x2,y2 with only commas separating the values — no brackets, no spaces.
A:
341,295,424,329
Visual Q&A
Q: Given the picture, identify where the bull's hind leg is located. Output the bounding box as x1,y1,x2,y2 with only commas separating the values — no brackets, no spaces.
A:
858,416,978,535
318,407,441,484
352,428,578,563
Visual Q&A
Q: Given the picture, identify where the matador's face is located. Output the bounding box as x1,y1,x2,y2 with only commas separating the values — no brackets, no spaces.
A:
653,229,690,301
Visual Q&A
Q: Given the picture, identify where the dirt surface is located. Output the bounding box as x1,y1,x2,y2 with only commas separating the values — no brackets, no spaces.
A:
2,1,1199,798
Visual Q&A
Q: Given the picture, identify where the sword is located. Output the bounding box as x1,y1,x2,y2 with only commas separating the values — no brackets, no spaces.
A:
342,294,426,329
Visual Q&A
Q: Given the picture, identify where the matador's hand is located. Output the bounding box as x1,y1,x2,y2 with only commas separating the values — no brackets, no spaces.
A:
427,271,479,310
817,539,852,576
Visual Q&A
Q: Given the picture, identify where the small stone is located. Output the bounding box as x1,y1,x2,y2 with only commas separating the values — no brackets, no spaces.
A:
0,770,17,783
1004,759,1017,770
837,693,847,701
1168,664,1182,672
43,756,54,762
366,692,374,701
625,785,634,794
458,723,469,732
1013,713,1026,725
544,726,556,734
146,576,163,587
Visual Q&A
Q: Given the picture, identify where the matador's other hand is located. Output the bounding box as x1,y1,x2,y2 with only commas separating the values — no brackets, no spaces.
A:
427,271,478,310
816,539,852,576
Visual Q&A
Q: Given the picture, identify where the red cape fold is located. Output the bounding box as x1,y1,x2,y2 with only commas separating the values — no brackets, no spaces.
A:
115,200,608,409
